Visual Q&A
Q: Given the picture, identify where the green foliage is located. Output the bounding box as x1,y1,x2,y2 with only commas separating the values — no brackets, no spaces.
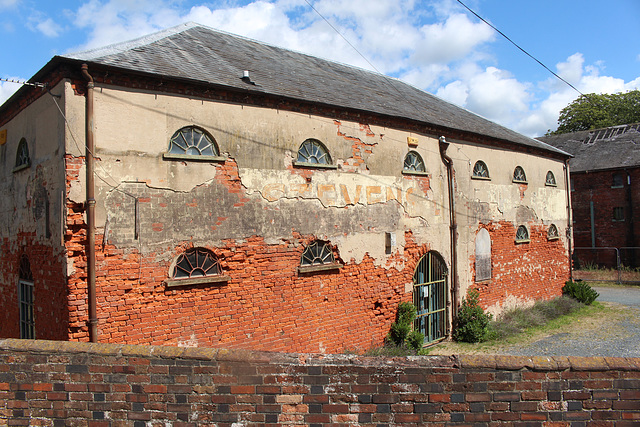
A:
453,290,492,343
562,280,599,305
549,90,640,135
385,301,424,352
406,330,425,352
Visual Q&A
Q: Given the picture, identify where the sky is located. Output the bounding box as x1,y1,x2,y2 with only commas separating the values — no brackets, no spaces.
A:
1,0,639,138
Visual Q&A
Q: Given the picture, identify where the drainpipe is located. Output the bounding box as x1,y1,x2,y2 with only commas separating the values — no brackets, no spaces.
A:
564,160,573,281
82,64,98,343
438,136,459,334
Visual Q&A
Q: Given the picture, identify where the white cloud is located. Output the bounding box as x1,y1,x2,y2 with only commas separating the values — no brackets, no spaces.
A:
0,0,18,8
57,0,640,139
27,11,63,37
0,79,21,105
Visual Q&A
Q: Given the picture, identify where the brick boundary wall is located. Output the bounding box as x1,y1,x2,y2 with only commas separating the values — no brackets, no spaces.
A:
0,339,639,426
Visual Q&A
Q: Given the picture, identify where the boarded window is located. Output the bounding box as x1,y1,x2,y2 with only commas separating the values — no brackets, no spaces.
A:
475,228,491,281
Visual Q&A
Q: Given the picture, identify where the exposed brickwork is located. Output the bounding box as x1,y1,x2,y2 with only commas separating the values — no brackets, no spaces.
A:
572,168,640,267
1,339,639,426
0,233,68,340
65,232,429,353
471,222,569,310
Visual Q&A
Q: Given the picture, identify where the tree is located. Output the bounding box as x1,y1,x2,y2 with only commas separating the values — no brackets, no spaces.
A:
549,90,640,135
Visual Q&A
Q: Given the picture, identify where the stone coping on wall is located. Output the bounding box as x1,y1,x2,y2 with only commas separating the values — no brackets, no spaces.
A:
1,339,638,372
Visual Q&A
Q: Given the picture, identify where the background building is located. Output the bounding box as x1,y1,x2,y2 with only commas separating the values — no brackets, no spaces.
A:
541,123,640,271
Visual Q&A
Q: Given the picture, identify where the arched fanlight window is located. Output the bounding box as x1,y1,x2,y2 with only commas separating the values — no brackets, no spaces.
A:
301,241,335,266
545,171,556,186
299,240,341,273
513,166,527,183
515,225,530,243
296,139,332,165
403,151,426,173
14,138,31,171
19,254,35,339
172,248,221,279
547,224,559,240
472,161,490,179
167,126,219,157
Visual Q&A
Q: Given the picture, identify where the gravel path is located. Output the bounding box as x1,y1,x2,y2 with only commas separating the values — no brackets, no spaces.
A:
496,286,640,358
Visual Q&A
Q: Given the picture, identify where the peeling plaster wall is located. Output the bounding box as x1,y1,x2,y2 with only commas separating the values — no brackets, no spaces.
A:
70,86,451,266
59,84,570,349
0,80,69,340
451,142,570,312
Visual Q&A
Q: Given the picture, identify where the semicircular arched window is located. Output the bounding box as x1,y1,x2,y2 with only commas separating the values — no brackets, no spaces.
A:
472,160,490,179
298,240,341,273
547,224,559,240
164,126,223,162
513,166,527,183
167,247,229,287
515,225,530,243
294,139,336,169
14,138,31,172
545,171,557,186
403,151,426,174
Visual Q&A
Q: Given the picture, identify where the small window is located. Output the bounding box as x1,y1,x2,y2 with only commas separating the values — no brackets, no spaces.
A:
299,241,341,273
19,254,35,339
475,228,491,281
547,224,559,240
163,126,223,162
294,139,336,169
402,151,427,174
545,171,557,186
167,248,229,287
612,173,624,188
513,166,527,183
613,207,625,221
515,225,530,243
14,138,31,172
472,161,490,179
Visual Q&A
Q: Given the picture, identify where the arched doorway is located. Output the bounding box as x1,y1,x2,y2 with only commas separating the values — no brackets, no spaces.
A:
413,251,448,343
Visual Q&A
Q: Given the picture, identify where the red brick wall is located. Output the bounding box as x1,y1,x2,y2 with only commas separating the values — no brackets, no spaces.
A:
0,233,68,340
471,222,569,310
571,168,640,268
1,339,638,425
65,233,427,353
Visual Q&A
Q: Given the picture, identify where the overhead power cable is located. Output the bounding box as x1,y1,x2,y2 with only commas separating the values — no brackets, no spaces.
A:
456,0,585,97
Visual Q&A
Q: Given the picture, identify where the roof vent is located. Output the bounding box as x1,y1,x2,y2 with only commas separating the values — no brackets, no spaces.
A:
241,70,255,85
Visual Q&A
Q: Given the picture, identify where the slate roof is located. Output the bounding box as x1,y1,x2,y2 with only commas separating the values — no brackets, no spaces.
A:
538,124,640,172
58,22,565,156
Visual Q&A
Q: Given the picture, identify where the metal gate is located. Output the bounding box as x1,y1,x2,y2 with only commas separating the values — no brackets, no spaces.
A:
413,251,448,343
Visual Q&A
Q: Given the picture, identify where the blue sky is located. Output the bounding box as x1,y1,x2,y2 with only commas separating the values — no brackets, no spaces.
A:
1,0,639,137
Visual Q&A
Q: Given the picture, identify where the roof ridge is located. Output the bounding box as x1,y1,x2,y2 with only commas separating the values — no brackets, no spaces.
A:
64,22,199,61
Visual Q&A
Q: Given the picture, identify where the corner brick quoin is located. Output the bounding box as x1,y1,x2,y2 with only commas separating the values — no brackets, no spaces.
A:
1,339,639,426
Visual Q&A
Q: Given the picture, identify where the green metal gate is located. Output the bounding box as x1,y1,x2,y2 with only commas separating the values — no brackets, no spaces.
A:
413,251,448,343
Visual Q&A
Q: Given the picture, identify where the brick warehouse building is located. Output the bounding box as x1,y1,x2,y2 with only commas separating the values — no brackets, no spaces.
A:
540,124,640,269
0,23,571,352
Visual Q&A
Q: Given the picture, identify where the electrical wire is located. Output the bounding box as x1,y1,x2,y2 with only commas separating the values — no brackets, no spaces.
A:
456,0,585,97
48,90,138,200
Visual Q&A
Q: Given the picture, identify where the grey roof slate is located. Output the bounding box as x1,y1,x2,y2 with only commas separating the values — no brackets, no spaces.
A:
538,124,640,172
62,22,567,156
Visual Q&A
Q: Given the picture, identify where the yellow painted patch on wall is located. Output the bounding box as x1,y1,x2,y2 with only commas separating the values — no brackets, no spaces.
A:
0,129,6,145
407,136,419,147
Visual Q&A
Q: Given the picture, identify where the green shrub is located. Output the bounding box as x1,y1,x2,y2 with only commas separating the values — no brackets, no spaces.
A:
406,330,425,351
386,302,424,351
453,289,491,343
562,280,599,305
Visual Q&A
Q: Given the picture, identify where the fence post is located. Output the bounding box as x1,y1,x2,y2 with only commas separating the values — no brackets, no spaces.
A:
616,248,621,284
